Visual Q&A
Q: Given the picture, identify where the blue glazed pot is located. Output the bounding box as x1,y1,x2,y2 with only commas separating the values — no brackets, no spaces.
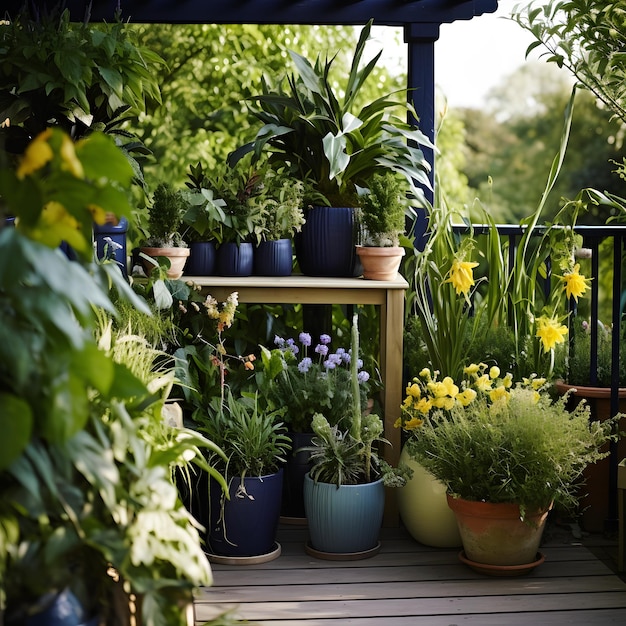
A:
254,238,293,276
303,473,385,554
216,242,254,276
295,206,362,277
93,217,128,277
207,470,283,557
186,241,217,275
23,588,99,626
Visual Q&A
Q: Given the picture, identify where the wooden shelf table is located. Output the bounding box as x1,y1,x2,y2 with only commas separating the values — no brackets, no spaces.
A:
188,274,408,493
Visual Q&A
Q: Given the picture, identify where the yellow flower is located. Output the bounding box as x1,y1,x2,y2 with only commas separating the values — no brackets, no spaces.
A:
475,374,492,392
463,363,480,376
418,368,432,380
405,383,421,398
403,416,424,431
446,259,479,296
60,133,84,178
16,129,53,179
457,388,477,406
561,263,588,301
489,385,509,403
489,365,500,379
502,373,513,389
536,315,568,352
414,397,432,414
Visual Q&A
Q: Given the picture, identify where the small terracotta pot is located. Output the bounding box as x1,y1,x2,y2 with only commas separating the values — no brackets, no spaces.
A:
139,246,190,279
355,245,405,280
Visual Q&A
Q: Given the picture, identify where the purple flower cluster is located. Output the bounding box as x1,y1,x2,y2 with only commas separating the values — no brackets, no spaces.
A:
273,333,370,383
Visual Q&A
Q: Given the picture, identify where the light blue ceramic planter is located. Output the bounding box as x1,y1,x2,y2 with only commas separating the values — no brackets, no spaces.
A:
303,473,384,554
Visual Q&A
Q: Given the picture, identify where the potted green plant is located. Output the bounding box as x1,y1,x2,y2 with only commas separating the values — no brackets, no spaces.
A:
0,129,222,625
229,20,432,277
257,329,372,519
356,171,409,280
399,363,619,574
198,390,292,563
301,314,410,558
139,181,191,279
253,166,305,276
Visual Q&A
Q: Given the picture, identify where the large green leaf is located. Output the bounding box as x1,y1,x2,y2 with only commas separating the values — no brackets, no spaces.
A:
0,393,33,470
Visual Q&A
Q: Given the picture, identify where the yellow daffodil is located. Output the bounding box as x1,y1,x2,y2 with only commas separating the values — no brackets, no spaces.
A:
561,263,589,301
405,383,421,398
446,258,479,296
463,363,480,376
403,416,424,431
457,388,477,406
475,374,492,392
16,129,53,179
489,365,500,379
489,385,509,403
502,373,513,389
536,315,568,352
418,368,432,380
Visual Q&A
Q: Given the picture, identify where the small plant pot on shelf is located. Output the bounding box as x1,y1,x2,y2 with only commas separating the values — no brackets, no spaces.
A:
254,239,293,276
186,241,217,275
139,246,190,280
356,245,405,281
216,242,254,276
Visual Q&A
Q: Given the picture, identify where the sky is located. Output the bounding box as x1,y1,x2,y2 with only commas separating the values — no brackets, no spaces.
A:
435,0,538,108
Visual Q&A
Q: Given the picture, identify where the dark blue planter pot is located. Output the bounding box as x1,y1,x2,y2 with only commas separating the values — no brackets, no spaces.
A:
216,242,254,276
254,238,293,276
207,470,283,557
93,217,128,277
281,432,315,519
20,588,99,626
295,206,361,277
186,241,217,275
304,473,384,554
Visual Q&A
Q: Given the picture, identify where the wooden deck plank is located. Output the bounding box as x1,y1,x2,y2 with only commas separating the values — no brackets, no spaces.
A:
194,524,626,625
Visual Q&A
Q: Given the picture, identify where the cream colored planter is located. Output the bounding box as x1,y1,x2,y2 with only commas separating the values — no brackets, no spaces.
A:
397,446,462,548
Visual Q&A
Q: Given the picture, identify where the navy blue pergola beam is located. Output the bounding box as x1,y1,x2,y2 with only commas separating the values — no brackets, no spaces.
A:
4,0,499,201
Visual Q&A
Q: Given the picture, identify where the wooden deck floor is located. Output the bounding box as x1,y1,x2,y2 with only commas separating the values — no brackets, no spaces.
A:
194,522,626,625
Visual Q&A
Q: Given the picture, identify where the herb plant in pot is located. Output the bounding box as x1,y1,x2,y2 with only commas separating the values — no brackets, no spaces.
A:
139,182,191,279
401,364,619,575
253,167,305,276
229,20,432,277
356,171,409,280
301,314,410,558
258,330,371,520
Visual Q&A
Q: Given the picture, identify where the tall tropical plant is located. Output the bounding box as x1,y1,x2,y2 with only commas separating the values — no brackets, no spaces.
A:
229,20,432,207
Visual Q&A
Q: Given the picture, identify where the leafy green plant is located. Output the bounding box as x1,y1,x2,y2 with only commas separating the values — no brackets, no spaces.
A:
359,172,409,247
0,3,163,191
401,364,619,516
0,129,222,625
229,20,432,208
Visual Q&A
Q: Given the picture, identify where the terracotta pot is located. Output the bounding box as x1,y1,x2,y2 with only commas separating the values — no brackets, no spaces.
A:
396,447,461,548
139,246,190,279
447,495,551,567
355,245,405,280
